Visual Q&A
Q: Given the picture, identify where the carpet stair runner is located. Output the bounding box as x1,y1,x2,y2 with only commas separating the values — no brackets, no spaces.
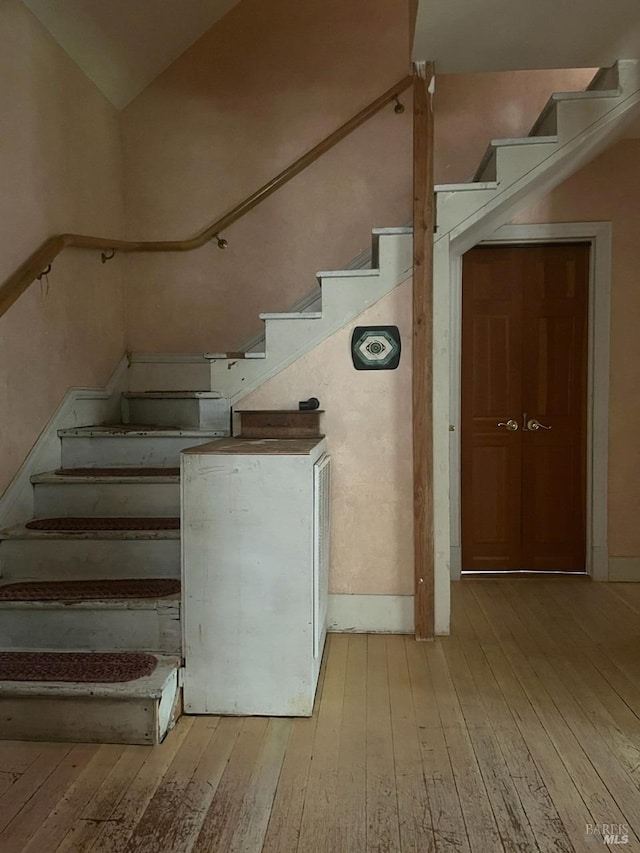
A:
0,392,229,744
0,578,181,600
0,650,158,682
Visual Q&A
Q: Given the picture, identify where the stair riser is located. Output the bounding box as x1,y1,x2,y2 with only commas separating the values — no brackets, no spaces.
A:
123,398,230,431
0,604,181,653
33,482,180,517
0,539,180,580
588,65,620,92
475,150,497,182
318,275,407,319
436,188,499,235
555,96,624,142
128,360,211,392
494,141,558,185
210,359,267,398
375,232,413,277
531,105,557,137
263,318,324,360
0,682,178,745
61,435,217,467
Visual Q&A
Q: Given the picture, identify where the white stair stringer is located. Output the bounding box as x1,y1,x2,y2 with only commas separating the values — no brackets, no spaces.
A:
206,228,412,402
437,60,640,254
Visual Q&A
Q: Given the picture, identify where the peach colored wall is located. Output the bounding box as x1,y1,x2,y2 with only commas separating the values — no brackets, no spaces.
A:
119,0,592,355
119,0,412,354
0,0,126,497
435,68,594,183
513,138,640,560
236,136,640,596
238,279,414,596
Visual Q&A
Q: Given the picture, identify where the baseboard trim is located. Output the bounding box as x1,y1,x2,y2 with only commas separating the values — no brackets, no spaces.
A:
608,557,640,582
0,355,128,530
327,594,414,634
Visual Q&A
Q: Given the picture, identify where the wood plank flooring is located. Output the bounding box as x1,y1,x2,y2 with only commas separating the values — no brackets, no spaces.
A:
1,578,639,851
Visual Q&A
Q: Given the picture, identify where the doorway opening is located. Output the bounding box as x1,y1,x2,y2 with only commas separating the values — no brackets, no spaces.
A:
461,243,588,574
447,222,611,583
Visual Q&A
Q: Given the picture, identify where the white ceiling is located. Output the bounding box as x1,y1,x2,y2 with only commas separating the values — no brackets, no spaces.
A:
23,0,640,112
413,0,640,72
22,0,242,109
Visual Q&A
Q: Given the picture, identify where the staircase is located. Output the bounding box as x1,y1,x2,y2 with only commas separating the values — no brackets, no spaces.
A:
128,63,640,405
435,60,640,254
0,394,229,744
1,60,639,744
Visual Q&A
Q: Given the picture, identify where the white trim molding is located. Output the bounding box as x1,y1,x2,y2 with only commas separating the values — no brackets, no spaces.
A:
443,221,611,586
608,557,640,582
327,594,415,634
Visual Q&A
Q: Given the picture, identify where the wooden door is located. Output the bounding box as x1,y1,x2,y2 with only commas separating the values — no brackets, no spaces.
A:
461,244,588,572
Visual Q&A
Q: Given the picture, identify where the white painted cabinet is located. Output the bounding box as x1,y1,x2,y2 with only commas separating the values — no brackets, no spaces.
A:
181,437,330,716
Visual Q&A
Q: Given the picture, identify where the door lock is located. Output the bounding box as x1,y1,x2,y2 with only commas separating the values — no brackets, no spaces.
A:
497,419,519,431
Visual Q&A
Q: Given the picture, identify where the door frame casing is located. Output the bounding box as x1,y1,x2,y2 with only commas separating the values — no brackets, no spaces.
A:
447,221,611,582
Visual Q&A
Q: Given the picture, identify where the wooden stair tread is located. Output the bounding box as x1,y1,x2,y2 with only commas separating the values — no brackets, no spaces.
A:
58,424,224,437
24,517,179,532
259,311,322,320
238,409,325,414
31,468,180,484
203,351,266,360
122,391,223,399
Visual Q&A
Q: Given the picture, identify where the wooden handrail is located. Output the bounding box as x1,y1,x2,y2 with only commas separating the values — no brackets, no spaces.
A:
0,75,412,320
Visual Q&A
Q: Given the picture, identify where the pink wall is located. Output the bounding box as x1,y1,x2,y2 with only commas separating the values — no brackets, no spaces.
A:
119,0,592,355
0,0,126,497
119,0,412,354
513,139,640,560
435,68,594,182
238,280,414,596
236,139,640,595
0,0,616,596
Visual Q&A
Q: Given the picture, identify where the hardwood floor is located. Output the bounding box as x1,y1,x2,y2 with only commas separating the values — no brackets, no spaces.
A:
1,578,640,851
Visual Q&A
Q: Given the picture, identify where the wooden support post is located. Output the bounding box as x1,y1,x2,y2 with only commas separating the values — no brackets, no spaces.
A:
412,61,435,641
